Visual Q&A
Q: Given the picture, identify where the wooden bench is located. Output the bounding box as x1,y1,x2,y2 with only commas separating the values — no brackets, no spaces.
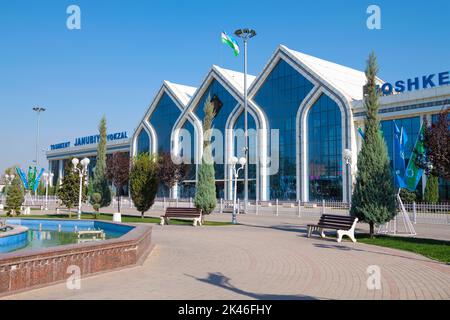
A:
160,207,202,226
307,214,358,243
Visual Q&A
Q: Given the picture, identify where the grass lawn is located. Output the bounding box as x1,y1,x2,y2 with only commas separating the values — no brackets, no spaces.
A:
357,234,450,264
1,213,232,226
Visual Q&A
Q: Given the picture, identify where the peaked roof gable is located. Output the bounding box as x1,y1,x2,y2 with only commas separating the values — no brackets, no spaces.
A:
280,45,384,102
164,81,197,107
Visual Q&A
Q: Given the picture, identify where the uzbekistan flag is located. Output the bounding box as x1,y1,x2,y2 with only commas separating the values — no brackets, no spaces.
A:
221,31,240,56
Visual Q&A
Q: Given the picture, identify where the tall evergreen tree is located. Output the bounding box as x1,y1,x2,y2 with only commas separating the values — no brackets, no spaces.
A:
424,175,439,203
194,95,217,215
58,164,79,218
91,116,112,208
5,176,24,216
350,52,396,238
129,153,159,218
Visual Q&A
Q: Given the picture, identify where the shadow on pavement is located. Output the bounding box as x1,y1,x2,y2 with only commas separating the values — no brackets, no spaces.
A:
187,272,318,300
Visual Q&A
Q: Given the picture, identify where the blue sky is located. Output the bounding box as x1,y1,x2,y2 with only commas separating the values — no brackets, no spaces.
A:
0,0,449,173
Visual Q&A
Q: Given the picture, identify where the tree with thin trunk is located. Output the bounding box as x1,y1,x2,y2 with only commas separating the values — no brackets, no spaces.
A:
157,152,187,198
350,52,396,238
5,176,24,216
194,94,217,216
58,163,79,218
106,152,130,213
129,153,159,218
423,110,450,180
91,116,112,209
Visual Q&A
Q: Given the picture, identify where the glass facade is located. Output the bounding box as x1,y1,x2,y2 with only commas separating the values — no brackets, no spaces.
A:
136,129,150,155
307,94,342,201
233,111,257,200
178,119,197,199
148,93,181,154
193,79,241,199
50,160,59,186
148,93,183,197
254,59,314,200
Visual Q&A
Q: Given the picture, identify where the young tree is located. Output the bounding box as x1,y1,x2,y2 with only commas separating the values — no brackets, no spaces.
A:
5,176,24,216
424,175,439,204
91,116,112,208
58,164,79,218
129,153,159,218
194,95,217,216
106,152,130,213
350,52,397,238
157,152,187,198
423,110,450,180
91,193,102,219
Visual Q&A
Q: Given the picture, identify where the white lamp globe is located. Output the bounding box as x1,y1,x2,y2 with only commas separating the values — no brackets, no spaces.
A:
238,157,247,166
72,158,80,167
81,158,90,167
230,156,238,165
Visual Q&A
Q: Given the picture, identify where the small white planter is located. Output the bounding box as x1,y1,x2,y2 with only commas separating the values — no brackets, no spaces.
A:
113,212,122,223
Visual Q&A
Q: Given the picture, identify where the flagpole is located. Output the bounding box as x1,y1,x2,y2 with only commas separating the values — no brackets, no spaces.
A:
235,28,256,213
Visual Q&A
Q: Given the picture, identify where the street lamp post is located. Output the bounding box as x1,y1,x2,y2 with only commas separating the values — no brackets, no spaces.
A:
32,107,46,171
343,149,352,205
230,156,247,225
72,158,90,219
234,28,257,213
42,172,53,211
4,174,15,195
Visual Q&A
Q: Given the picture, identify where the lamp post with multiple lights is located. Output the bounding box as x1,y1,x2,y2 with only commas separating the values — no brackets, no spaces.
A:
32,107,46,171
72,158,90,219
234,28,256,213
230,156,247,224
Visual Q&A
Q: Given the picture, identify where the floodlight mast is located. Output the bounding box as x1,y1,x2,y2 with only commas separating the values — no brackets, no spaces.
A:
234,28,257,212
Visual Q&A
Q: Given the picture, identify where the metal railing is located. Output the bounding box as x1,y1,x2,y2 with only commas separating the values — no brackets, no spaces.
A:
2,195,449,224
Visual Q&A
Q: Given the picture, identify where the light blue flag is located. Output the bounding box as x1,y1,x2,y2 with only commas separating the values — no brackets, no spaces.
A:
393,121,407,188
33,168,45,192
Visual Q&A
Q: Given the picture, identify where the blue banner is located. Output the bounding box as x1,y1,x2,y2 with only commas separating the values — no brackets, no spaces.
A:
393,121,407,189
15,168,29,190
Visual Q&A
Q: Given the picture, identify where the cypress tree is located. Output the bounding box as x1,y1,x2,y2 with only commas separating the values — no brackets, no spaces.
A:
350,52,396,238
194,95,217,215
424,175,439,204
5,176,24,216
91,116,112,208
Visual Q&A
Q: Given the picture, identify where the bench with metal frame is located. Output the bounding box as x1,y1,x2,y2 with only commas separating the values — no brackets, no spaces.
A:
307,214,358,243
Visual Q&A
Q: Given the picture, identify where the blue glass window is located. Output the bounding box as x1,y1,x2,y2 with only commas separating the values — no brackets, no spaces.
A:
307,94,342,201
233,111,257,199
254,59,314,200
193,79,239,199
137,129,150,155
148,93,182,154
179,119,197,199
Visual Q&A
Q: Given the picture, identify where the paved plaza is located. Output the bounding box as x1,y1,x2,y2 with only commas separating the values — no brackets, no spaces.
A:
3,213,450,300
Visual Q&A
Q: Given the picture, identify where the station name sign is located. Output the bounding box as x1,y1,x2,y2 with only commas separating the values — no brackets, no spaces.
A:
378,71,449,95
50,131,128,151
